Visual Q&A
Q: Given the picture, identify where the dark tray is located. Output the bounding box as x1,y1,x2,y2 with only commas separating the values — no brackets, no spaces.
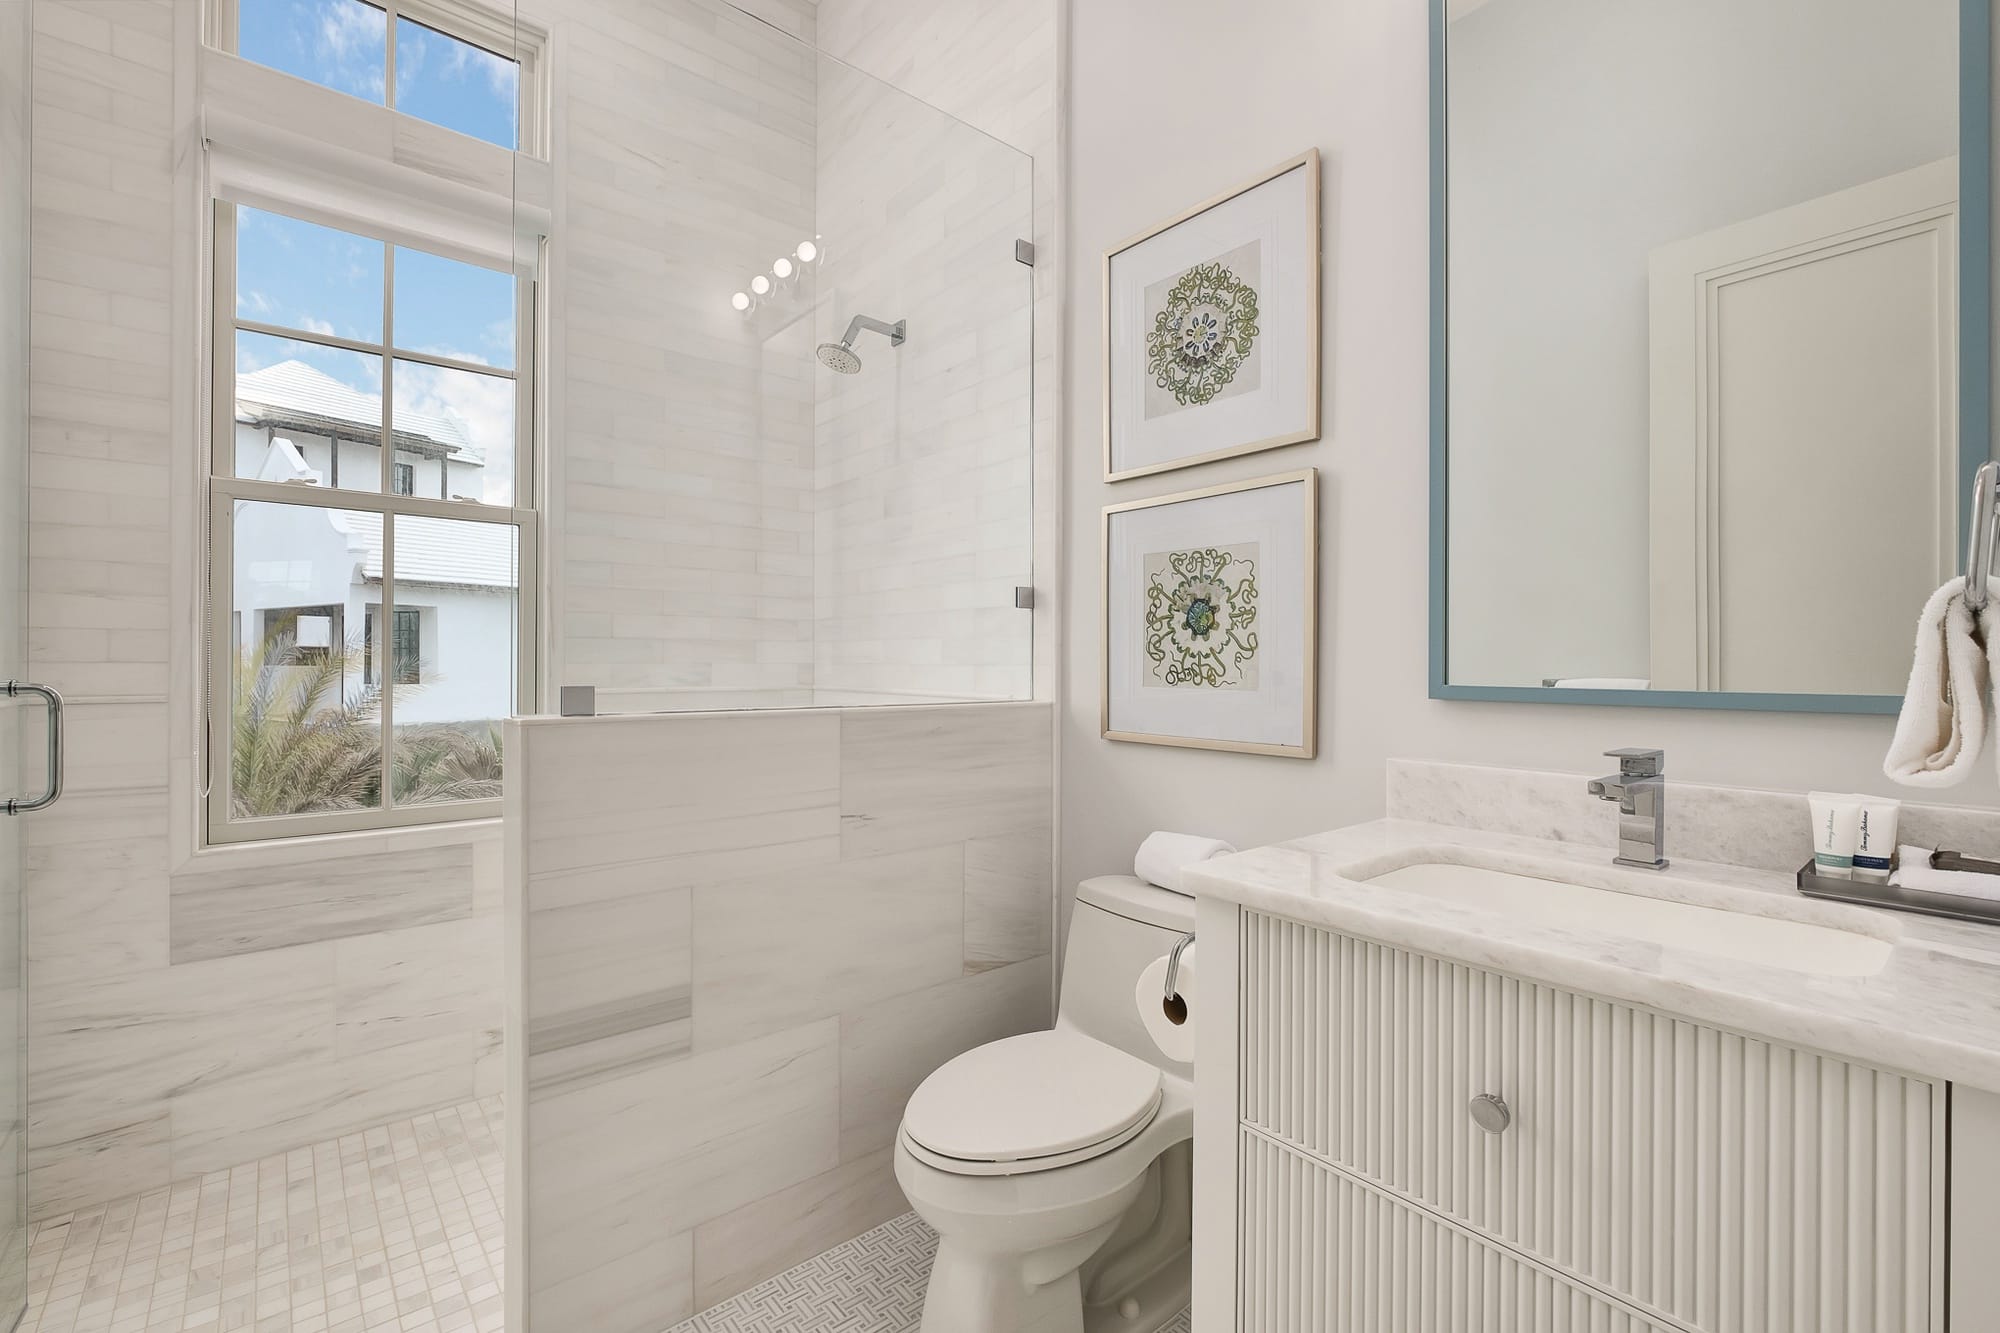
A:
1796,858,2000,927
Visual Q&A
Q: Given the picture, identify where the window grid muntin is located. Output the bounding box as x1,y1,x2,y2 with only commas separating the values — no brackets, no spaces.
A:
207,197,537,846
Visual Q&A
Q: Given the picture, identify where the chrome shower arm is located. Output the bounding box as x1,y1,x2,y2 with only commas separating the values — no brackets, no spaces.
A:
841,315,907,347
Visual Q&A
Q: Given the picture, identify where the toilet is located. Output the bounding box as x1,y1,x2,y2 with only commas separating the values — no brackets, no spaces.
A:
895,875,1195,1333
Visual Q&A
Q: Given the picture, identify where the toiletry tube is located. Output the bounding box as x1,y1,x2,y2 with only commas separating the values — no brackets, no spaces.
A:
1808,792,1862,879
1852,796,1902,883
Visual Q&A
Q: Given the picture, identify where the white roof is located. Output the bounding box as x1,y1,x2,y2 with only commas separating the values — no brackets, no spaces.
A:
238,359,483,464
341,510,519,591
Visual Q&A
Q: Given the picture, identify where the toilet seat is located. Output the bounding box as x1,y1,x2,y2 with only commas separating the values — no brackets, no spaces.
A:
901,1030,1163,1177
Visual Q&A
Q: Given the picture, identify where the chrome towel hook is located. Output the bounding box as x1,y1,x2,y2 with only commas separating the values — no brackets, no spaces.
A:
1965,460,1999,613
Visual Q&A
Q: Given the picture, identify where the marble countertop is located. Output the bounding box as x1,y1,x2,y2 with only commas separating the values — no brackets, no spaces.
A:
1186,818,2000,1093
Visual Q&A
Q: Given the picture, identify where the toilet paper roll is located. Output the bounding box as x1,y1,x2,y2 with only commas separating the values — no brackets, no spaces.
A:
1136,943,1197,1064
1134,832,1235,891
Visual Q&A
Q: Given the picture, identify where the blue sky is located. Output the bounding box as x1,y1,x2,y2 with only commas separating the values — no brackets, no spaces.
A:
240,0,518,149
234,1,522,502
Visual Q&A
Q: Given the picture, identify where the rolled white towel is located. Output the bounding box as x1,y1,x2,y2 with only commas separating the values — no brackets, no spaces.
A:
1884,578,1990,788
1890,845,2000,903
1134,831,1235,892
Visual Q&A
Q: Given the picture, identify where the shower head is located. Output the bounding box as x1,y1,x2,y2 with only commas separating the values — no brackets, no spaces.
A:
815,341,863,374
815,314,907,374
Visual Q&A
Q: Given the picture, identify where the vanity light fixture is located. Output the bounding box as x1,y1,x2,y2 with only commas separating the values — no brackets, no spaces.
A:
730,291,751,312
772,256,794,279
750,274,771,296
796,239,818,263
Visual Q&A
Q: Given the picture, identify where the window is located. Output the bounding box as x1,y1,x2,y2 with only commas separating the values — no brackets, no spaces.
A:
225,0,538,153
262,605,343,665
209,198,534,843
365,605,424,686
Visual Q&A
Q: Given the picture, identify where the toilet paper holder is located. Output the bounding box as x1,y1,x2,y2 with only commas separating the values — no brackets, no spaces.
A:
1161,932,1195,1026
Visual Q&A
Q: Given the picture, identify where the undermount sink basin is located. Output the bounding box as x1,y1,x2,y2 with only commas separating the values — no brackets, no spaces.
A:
1364,862,1893,977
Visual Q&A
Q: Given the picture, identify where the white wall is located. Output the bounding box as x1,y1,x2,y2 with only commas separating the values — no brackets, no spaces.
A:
1446,0,1956,686
1060,0,2000,904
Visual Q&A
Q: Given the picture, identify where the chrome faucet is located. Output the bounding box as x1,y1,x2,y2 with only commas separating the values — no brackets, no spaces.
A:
1588,748,1668,869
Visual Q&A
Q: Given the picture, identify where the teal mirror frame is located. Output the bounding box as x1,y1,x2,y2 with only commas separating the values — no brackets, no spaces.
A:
1429,0,1996,715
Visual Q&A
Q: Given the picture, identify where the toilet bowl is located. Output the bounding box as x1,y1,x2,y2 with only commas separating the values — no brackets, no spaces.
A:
895,876,1196,1333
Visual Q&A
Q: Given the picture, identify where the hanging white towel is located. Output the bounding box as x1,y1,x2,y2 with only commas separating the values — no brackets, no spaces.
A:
1884,577,1990,787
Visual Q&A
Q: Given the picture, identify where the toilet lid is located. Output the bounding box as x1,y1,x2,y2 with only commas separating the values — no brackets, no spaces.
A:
902,1030,1163,1164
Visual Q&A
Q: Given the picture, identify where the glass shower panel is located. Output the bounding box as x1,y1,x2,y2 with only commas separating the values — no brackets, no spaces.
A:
810,56,1036,705
544,8,1034,716
0,0,27,1322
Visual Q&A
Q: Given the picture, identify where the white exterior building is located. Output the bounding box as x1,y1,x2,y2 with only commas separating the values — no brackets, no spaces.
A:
232,360,517,727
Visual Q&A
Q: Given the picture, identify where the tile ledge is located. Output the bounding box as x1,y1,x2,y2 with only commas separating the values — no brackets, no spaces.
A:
171,814,499,879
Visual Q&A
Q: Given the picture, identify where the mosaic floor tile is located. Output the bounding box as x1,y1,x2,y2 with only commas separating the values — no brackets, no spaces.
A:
19,1097,504,1333
668,1211,1191,1333
20,1101,1187,1333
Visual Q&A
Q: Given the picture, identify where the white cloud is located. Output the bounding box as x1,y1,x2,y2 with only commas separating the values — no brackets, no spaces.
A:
396,363,516,504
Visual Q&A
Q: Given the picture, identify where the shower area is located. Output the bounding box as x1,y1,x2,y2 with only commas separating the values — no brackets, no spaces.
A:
0,0,1053,1330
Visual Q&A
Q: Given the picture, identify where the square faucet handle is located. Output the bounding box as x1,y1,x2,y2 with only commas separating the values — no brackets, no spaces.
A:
1605,747,1664,776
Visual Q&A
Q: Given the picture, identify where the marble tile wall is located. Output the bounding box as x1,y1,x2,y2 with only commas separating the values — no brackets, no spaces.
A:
1387,758,2000,872
23,0,504,1219
507,702,1055,1333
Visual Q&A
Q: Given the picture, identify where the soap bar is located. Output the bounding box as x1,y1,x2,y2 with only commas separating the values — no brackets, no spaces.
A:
1889,845,2000,903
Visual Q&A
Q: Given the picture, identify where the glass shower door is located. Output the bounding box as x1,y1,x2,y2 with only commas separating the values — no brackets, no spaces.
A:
0,0,28,1325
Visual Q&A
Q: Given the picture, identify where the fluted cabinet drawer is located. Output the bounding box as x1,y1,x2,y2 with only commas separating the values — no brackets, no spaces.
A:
1239,913,1943,1333
1240,1129,1678,1333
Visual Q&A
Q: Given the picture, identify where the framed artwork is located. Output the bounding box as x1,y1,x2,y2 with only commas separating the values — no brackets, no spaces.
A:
1101,470,1318,757
1103,149,1321,482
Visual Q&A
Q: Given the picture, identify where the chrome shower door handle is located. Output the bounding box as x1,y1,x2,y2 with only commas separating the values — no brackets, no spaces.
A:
5,682,62,815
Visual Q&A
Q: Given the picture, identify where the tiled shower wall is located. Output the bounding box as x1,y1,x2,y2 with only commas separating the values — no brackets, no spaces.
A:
505,702,1054,1332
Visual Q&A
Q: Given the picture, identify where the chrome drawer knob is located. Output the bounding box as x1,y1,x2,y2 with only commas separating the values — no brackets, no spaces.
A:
1469,1093,1511,1134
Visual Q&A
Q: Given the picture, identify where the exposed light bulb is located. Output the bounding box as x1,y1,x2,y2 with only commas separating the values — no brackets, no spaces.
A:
795,240,818,264
772,256,794,279
750,274,771,296
730,291,751,311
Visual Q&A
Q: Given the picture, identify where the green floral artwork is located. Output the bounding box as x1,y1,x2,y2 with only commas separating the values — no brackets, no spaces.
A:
1143,543,1261,689
1145,260,1261,408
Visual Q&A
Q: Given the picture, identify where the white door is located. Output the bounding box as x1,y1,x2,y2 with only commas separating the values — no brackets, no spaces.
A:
1647,158,1958,694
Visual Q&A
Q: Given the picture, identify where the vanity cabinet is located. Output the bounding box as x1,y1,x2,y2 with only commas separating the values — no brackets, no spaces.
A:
1196,905,1948,1331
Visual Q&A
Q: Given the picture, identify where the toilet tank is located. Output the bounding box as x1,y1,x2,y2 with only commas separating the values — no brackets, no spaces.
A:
1057,875,1196,1078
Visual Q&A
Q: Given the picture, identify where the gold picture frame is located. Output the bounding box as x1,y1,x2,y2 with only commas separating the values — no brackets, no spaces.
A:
1102,149,1322,483
1101,469,1318,757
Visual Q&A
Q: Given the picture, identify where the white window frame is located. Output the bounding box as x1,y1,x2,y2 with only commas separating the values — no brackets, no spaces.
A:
206,192,540,845
207,0,549,158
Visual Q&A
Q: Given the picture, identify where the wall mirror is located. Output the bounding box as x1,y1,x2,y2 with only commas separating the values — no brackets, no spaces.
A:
1431,0,1993,713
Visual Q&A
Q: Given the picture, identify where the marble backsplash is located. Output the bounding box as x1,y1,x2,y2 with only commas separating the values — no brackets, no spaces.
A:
1387,759,2000,874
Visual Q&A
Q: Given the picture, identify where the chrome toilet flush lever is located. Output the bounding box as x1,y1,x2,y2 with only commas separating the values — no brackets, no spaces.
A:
1588,747,1668,870
1161,931,1195,1027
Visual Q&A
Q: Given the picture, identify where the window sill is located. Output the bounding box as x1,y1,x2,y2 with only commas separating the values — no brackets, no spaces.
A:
174,812,501,879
